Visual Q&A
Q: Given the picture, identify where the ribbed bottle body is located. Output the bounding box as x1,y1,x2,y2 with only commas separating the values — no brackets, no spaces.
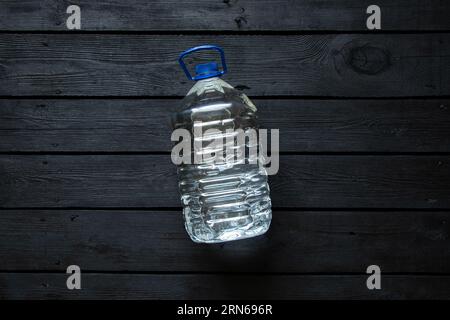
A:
173,78,272,243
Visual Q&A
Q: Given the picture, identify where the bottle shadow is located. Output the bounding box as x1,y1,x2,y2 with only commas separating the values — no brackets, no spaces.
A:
191,231,280,299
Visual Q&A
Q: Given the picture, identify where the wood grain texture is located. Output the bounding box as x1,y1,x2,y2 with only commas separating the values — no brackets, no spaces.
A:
0,0,448,301
0,0,449,31
0,34,448,97
0,210,449,273
1,273,450,299
1,99,450,152
1,155,450,208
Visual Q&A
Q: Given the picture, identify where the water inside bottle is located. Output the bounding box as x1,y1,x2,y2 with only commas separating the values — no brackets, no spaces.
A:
173,77,272,243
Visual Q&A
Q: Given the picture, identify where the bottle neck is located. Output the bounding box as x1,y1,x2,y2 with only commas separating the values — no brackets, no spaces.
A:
196,76,219,83
187,77,226,96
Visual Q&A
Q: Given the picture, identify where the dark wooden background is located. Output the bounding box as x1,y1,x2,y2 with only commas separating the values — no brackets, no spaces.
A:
1,0,450,299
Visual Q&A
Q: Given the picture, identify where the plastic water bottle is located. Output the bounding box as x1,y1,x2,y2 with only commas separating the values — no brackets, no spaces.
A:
172,45,272,243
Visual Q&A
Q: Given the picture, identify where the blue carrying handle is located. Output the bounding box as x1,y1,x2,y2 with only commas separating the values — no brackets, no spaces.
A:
178,45,227,81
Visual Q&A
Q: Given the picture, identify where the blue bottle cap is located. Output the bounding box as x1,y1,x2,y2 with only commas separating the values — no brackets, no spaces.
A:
179,45,228,81
195,62,219,79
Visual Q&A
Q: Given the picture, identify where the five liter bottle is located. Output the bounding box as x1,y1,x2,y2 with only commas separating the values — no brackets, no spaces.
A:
172,45,272,243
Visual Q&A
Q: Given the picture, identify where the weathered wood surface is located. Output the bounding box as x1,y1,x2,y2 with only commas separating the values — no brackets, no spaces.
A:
0,0,449,301
0,34,448,97
0,210,448,273
0,0,449,31
1,99,450,152
1,155,449,208
1,273,450,299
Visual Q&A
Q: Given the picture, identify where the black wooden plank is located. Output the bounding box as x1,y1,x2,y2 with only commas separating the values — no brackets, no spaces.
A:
1,155,449,208
0,210,449,273
1,99,450,152
0,0,449,31
1,273,449,299
0,34,448,97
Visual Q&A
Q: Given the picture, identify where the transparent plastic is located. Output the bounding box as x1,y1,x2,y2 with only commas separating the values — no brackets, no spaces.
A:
172,77,272,243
